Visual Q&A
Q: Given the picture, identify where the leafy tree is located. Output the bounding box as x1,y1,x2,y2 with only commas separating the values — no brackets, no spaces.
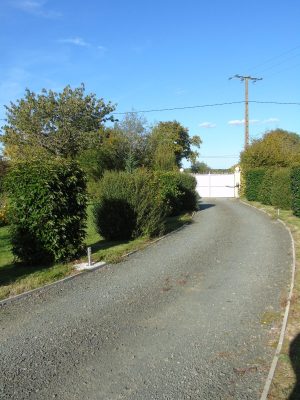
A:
113,112,148,167
0,156,8,194
147,121,201,168
152,141,177,171
190,161,211,173
1,84,115,160
240,129,300,169
78,127,127,180
125,152,138,173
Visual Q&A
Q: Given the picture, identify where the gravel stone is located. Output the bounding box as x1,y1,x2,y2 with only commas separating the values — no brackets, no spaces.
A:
0,199,292,399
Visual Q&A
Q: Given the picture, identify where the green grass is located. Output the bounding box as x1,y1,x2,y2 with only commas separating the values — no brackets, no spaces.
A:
0,205,193,301
242,200,300,399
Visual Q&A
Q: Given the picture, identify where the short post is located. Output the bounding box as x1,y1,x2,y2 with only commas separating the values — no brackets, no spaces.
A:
87,247,92,267
277,208,280,217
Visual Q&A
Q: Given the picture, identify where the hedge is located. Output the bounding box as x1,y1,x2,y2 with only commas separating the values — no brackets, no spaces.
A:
244,168,267,201
258,169,274,205
155,171,198,216
94,170,166,240
291,167,300,217
6,160,87,264
271,169,292,210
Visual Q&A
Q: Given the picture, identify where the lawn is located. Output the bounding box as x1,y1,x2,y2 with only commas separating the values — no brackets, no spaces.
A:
0,205,192,301
242,200,300,399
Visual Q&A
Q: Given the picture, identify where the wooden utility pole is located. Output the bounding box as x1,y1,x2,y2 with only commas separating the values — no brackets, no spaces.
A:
229,75,262,149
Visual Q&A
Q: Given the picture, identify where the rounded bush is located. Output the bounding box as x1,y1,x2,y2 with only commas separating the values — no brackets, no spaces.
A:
94,198,137,240
155,171,197,216
94,170,166,241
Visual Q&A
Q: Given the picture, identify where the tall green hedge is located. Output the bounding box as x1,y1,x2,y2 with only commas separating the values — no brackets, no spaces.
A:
244,168,266,201
94,170,166,240
258,169,274,205
6,160,87,264
291,167,300,217
270,169,292,210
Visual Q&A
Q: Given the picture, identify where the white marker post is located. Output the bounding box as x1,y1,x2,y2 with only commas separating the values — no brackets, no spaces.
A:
87,247,92,267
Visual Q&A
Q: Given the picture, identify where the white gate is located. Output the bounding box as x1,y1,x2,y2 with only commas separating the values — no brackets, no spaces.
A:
193,171,240,198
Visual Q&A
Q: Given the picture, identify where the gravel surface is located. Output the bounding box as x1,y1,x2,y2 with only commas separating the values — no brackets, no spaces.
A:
0,199,292,400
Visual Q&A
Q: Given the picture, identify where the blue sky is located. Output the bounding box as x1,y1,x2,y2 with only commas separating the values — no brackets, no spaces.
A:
1,0,300,168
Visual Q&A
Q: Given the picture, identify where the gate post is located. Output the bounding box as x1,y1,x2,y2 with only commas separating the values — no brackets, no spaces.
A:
234,166,241,198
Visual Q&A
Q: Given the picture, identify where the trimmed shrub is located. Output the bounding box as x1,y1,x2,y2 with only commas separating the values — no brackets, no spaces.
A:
258,169,274,205
155,172,197,216
291,167,300,217
270,168,292,210
244,168,266,201
94,170,166,240
5,160,87,264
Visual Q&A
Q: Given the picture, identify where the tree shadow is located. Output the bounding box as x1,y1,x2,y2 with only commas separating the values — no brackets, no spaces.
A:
198,202,216,211
88,238,130,253
0,260,54,286
289,333,300,399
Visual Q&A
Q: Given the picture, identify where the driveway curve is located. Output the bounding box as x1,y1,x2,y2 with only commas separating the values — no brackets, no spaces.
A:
0,199,292,399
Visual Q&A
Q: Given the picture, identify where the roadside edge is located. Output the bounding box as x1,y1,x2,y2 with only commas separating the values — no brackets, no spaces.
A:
239,200,297,400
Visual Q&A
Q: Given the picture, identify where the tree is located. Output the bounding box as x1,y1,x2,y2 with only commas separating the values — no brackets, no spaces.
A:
190,161,211,173
240,129,300,169
153,141,177,171
78,127,127,180
113,112,149,168
147,121,201,168
1,84,115,160
0,156,8,194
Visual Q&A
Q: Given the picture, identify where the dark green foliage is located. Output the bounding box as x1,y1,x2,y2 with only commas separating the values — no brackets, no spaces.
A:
156,172,198,216
6,160,87,264
94,198,137,241
270,169,292,210
258,169,274,205
240,129,300,169
0,157,8,195
2,84,115,160
244,168,266,201
291,167,300,217
94,170,166,240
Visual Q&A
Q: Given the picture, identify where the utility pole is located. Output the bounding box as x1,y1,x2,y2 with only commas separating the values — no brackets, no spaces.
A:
229,75,262,149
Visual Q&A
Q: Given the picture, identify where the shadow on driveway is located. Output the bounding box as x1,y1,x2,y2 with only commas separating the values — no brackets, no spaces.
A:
198,202,216,211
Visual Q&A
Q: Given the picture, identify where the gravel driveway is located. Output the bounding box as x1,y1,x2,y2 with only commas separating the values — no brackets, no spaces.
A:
0,199,292,399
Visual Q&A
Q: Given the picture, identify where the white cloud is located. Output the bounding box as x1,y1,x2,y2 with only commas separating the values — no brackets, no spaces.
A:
97,45,107,51
228,119,259,126
263,117,279,124
59,37,91,47
199,122,216,129
12,0,62,18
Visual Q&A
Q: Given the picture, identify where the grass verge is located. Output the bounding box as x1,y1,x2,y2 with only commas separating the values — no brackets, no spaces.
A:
0,206,193,301
241,200,300,399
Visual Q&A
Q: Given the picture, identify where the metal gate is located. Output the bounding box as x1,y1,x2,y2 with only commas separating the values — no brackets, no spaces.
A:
194,172,240,198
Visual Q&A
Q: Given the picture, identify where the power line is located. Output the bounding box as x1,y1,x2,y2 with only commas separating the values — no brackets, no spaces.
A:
250,100,300,105
199,155,239,158
1,100,299,120
112,100,300,115
112,101,245,115
248,44,300,75
256,52,300,75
